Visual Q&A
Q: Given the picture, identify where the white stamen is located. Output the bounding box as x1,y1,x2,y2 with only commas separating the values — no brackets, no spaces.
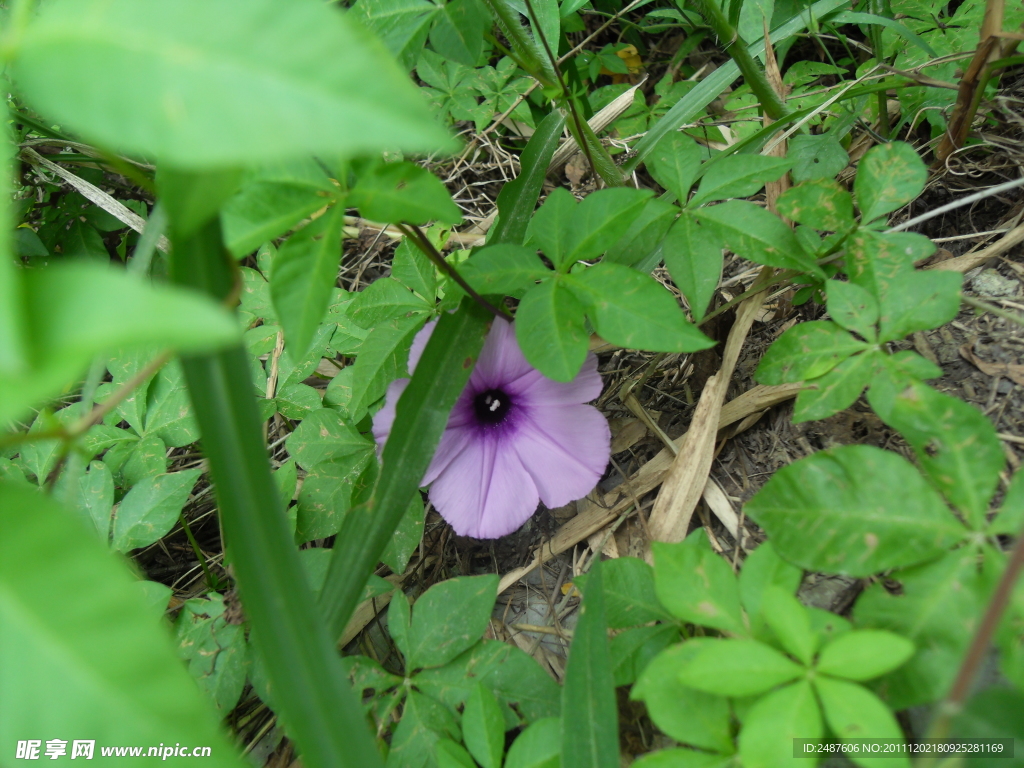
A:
489,397,501,412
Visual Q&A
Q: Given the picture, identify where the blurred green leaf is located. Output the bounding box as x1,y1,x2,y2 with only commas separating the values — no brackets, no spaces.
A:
738,681,821,768
816,630,914,681
677,638,804,696
814,677,908,764
0,483,247,765
349,161,461,226
13,0,451,166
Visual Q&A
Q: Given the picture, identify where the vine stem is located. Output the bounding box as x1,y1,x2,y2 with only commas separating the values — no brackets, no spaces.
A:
395,223,512,321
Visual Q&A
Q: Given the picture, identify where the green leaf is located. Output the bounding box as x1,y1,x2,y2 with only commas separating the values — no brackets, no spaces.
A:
2,263,238,427
436,739,478,768
464,683,507,768
867,380,1003,529
631,641,732,753
745,445,965,577
157,167,243,239
144,360,200,447
563,188,654,265
60,218,108,261
846,231,961,342
348,277,431,327
694,202,822,277
295,453,375,542
738,541,802,636
989,467,1024,536
349,161,461,225
176,593,249,712
415,640,561,727
738,681,821,768
777,179,855,233
792,350,879,423
526,188,575,269
610,624,679,687
814,677,908,766
76,460,115,540
646,131,703,203
604,197,678,271
430,0,489,66
319,303,490,643
854,142,927,223
653,530,746,635
689,155,791,207
222,180,334,258
408,575,499,669
568,262,714,353
602,556,672,628
388,691,461,768
121,434,168,488
761,585,816,665
816,630,914,681
515,278,589,382
491,110,566,246
755,321,870,385
677,638,804,697
561,557,618,768
853,548,998,709
353,0,437,70
381,494,425,574
789,133,850,183
389,590,413,663
663,211,722,322
286,408,374,470
393,238,438,300
13,0,451,167
825,281,879,341
111,469,201,552
504,717,561,768
462,244,551,297
347,314,426,421
0,484,247,766
270,209,344,358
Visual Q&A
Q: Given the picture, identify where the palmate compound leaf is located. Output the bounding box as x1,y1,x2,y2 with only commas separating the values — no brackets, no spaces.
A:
0,484,247,766
12,0,452,167
745,445,966,577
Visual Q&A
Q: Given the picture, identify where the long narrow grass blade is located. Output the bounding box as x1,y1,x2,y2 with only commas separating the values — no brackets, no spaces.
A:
491,109,566,246
320,301,491,640
561,556,618,768
622,0,849,174
169,217,381,768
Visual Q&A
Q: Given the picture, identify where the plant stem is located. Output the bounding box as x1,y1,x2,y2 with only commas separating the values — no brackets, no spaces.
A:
691,0,789,121
395,223,512,321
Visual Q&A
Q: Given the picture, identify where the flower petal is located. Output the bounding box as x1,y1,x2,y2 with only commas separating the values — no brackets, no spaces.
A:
372,378,409,449
505,352,603,405
422,424,474,486
511,403,611,508
407,318,438,374
428,432,540,539
469,318,533,392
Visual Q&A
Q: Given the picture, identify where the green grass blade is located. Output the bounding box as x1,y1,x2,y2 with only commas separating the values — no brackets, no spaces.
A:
561,556,618,768
622,0,849,175
490,109,565,247
319,302,491,641
169,216,381,768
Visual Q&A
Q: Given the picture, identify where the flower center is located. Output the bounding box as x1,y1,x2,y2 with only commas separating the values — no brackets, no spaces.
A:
473,388,513,426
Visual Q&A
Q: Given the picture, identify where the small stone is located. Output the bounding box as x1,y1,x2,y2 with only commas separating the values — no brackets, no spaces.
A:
971,268,1017,297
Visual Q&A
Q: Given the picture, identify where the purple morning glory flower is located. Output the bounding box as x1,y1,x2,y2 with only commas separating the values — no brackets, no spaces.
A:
373,318,611,539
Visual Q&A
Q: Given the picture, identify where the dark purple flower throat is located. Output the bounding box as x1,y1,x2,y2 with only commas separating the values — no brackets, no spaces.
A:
474,388,513,427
